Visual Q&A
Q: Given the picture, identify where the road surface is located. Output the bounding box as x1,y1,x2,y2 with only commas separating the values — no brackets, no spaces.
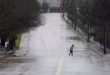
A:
0,13,110,75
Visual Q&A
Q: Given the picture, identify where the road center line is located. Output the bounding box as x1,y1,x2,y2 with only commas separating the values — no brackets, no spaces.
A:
55,54,64,75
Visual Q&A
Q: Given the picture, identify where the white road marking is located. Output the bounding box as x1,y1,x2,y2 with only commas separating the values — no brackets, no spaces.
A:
55,53,65,75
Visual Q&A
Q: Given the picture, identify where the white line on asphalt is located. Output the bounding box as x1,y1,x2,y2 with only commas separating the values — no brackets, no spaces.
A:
55,54,64,75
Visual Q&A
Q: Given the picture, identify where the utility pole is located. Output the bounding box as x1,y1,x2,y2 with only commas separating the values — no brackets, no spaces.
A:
50,0,52,12
43,0,45,12
87,16,90,42
74,0,77,30
103,24,106,54
61,0,64,15
69,0,74,28
87,0,90,42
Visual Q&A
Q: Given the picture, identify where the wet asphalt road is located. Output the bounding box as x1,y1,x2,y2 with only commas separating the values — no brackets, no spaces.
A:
0,13,110,75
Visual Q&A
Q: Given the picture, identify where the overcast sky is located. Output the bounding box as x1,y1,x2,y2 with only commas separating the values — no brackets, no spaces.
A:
38,0,60,7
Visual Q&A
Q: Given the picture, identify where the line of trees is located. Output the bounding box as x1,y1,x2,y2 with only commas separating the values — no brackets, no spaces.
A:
62,0,110,54
41,0,49,13
0,0,41,53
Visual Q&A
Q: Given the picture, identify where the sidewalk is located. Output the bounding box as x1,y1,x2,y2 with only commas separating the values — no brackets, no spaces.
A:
0,54,6,58
62,14,107,56
0,52,9,60
0,31,30,59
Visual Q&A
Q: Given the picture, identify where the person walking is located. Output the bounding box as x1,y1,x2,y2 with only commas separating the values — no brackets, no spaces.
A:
69,44,74,56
